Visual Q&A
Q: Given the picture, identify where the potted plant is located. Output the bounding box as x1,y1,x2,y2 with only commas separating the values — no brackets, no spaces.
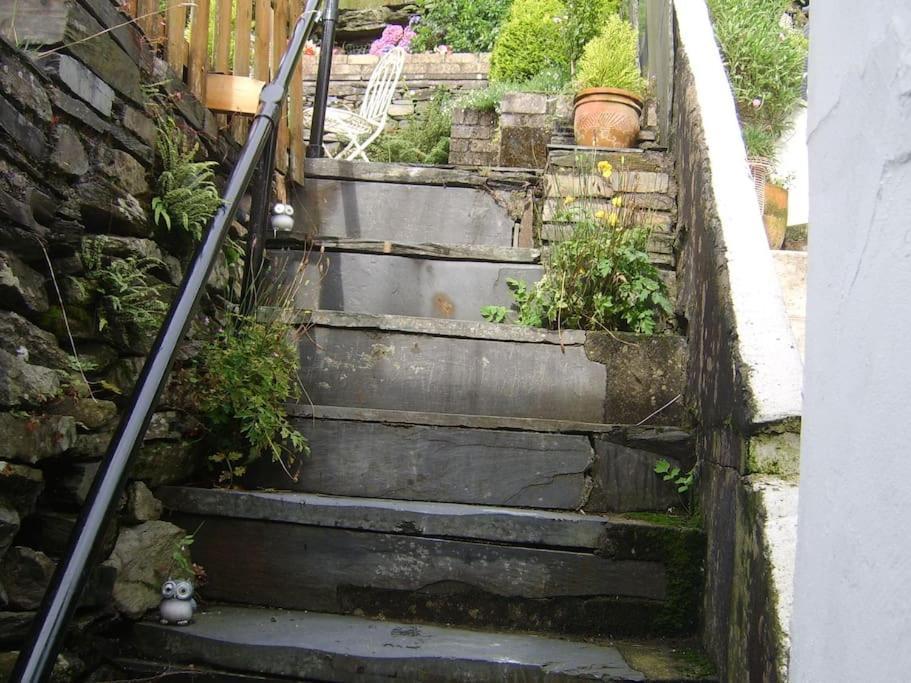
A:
572,15,647,148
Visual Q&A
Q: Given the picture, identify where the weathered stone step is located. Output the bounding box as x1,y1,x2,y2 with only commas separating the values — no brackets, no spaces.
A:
243,406,692,513
132,606,715,682
292,311,687,426
157,487,693,552
164,491,704,638
269,247,543,322
290,159,537,247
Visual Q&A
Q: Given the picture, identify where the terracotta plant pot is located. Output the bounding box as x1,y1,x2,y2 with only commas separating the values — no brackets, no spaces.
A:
573,88,643,148
763,182,789,250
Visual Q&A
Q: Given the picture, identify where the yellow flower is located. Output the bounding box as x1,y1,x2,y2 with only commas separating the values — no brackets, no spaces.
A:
563,195,576,206
611,196,623,208
597,161,613,178
608,212,619,227
594,210,606,219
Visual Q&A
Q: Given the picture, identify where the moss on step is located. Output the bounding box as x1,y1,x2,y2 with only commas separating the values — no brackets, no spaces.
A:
623,511,701,529
617,640,716,680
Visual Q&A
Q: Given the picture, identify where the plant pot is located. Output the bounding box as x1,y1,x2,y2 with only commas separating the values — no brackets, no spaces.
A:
572,88,643,148
763,182,789,250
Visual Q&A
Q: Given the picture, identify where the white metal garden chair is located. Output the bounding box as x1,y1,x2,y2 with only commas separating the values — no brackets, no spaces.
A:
305,47,406,162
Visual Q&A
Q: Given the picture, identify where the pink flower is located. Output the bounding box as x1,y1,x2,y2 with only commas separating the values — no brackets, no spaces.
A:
382,24,404,43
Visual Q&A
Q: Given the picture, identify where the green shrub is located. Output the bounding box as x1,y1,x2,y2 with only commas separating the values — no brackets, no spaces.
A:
563,0,622,70
575,15,647,95
411,0,512,53
368,91,452,164
456,69,570,113
483,160,671,334
152,116,222,241
490,0,568,84
707,0,807,158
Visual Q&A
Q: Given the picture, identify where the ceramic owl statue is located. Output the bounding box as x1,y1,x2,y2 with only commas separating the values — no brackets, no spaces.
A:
159,579,197,625
270,203,295,235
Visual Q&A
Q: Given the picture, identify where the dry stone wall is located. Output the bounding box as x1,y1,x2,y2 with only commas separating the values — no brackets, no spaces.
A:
302,52,490,123
0,0,241,675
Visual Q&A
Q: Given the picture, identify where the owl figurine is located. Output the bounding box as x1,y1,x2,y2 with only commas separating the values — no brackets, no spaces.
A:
270,203,295,235
159,579,197,625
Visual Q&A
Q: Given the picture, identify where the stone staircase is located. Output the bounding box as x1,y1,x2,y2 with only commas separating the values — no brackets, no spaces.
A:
126,160,713,681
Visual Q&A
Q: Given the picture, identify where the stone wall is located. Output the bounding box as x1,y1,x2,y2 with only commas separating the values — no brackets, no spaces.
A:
449,107,498,167
672,2,803,681
302,52,489,124
0,0,239,675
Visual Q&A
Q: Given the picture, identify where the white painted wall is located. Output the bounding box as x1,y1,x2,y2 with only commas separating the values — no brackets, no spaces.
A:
774,108,809,226
791,2,911,680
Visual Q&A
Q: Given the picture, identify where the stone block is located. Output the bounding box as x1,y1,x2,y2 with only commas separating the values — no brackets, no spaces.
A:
105,520,188,619
75,176,149,237
42,54,114,116
0,49,51,121
0,504,19,561
585,333,688,426
611,171,671,194
0,311,69,369
387,102,414,117
132,441,199,488
98,147,149,197
50,123,89,176
0,462,44,518
0,349,61,408
587,441,684,513
57,461,100,506
500,92,549,115
0,546,55,610
18,508,117,560
0,610,34,647
0,412,76,464
0,251,48,315
124,481,163,523
448,138,469,152
0,95,47,162
44,396,118,431
498,126,550,169
122,106,156,147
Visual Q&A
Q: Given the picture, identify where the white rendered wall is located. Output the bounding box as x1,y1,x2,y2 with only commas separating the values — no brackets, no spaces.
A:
790,2,911,680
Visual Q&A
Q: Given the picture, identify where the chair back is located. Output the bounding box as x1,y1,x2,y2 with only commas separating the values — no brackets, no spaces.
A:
359,47,406,124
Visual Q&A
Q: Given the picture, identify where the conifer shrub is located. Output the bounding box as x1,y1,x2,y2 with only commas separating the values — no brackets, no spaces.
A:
490,0,569,84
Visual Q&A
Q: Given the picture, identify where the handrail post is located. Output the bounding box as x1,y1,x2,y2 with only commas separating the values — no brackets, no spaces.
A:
306,0,339,158
240,128,279,315
9,2,323,679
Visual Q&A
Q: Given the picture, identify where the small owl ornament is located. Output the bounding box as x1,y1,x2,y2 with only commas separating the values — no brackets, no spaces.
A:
271,203,295,235
159,579,197,626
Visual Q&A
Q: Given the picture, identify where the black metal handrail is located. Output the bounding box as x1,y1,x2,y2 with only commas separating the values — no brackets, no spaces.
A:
11,1,332,678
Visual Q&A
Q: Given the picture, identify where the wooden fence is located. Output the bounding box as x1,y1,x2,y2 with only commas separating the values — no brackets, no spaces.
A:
124,0,308,183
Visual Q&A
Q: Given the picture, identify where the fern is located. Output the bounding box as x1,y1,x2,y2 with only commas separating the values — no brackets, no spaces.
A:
153,117,222,241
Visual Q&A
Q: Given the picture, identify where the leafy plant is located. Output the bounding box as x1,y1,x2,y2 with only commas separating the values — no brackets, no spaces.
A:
483,158,672,333
654,459,695,495
153,116,222,241
81,239,168,336
368,90,452,164
707,0,807,159
185,258,317,485
574,15,647,95
490,0,569,84
456,69,570,113
411,0,512,53
562,0,622,73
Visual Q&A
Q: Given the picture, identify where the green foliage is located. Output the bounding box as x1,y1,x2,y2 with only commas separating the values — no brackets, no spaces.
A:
456,69,570,113
189,310,309,484
480,305,509,323
575,15,647,95
743,121,778,160
81,239,168,336
654,459,695,495
490,0,569,84
153,116,222,241
412,0,512,53
707,0,808,158
368,91,452,164
563,0,622,70
484,159,671,333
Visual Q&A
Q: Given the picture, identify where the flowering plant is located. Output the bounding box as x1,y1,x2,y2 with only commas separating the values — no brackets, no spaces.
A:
370,17,419,56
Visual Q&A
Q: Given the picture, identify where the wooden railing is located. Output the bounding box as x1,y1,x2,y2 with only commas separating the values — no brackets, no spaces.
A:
124,0,309,183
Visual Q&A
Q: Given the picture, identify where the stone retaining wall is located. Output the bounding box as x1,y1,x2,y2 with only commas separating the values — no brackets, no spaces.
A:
449,107,499,167
0,0,241,675
302,52,490,123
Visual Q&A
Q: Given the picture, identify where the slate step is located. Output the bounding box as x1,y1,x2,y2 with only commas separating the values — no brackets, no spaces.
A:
293,311,688,425
268,245,543,322
290,159,537,247
243,406,693,513
131,606,716,682
161,488,704,638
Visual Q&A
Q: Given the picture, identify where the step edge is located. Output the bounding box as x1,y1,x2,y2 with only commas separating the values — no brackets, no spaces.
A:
267,240,543,264
286,404,693,439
